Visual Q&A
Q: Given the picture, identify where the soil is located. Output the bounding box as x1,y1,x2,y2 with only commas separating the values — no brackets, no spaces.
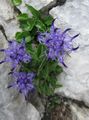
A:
42,96,72,120
29,93,72,120
50,103,72,120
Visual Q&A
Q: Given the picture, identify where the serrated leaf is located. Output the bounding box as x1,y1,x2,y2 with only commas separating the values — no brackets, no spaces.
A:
36,20,46,31
20,18,36,31
27,18,36,30
48,76,57,86
26,4,40,18
37,57,47,76
15,31,30,42
17,13,29,21
37,44,45,58
55,65,63,74
12,0,22,6
55,84,63,88
25,36,31,43
44,16,53,26
48,61,57,72
26,44,33,53
38,81,53,96
15,31,28,39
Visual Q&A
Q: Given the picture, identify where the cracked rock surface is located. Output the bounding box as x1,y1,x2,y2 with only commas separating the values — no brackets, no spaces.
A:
0,0,14,20
70,103,89,120
18,0,53,13
50,0,89,107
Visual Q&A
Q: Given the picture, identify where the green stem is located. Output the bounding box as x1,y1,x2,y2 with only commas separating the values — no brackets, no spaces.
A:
37,57,47,76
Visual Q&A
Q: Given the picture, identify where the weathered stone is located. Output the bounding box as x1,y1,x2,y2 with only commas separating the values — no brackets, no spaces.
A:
26,103,41,120
4,19,21,39
0,0,20,40
18,0,53,13
0,0,14,20
0,18,20,39
50,0,89,106
70,103,89,120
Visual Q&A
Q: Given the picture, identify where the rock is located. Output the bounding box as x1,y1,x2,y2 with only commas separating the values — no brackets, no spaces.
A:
0,0,14,20
4,19,21,39
0,18,21,40
50,0,89,106
70,103,89,120
17,0,53,13
0,95,41,120
26,103,41,120
30,92,45,118
0,0,20,40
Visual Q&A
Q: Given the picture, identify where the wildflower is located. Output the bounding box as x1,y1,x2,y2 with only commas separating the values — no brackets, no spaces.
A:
8,72,35,98
38,22,79,67
0,39,31,69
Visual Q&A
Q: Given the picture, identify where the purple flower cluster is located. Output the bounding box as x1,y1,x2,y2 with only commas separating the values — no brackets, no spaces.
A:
0,38,35,98
38,22,79,67
0,39,31,69
8,72,35,98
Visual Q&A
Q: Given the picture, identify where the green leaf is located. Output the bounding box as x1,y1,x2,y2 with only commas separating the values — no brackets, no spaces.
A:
20,18,36,31
55,65,63,74
47,61,63,74
48,61,57,72
55,84,63,88
26,44,34,55
25,36,31,43
44,16,53,26
12,0,22,6
28,18,36,30
17,13,29,21
40,65,49,79
37,44,46,58
36,20,46,31
15,31,30,42
37,57,47,76
48,76,57,86
26,4,40,18
37,44,42,58
38,81,54,96
48,95,61,109
27,45,40,61
15,31,28,39
15,32,22,40
20,22,30,31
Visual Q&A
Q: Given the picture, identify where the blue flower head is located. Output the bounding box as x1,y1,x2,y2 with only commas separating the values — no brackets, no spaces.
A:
38,22,79,67
0,38,31,69
8,72,35,98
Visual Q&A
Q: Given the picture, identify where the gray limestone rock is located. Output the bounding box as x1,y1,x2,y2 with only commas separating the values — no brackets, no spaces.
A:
70,103,89,120
17,0,53,13
0,0,14,20
50,0,89,106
